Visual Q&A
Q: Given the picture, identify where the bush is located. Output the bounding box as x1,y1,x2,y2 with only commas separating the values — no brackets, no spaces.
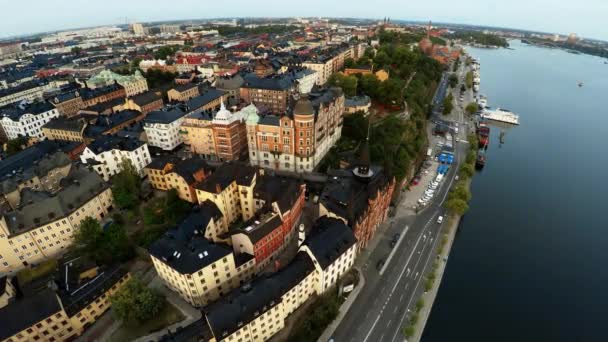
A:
416,298,425,312
288,293,343,342
404,326,415,338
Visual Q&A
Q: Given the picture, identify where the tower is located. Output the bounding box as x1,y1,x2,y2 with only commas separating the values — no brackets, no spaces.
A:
353,122,373,179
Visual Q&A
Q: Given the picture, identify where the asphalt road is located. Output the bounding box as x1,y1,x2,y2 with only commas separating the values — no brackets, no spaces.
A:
331,60,474,342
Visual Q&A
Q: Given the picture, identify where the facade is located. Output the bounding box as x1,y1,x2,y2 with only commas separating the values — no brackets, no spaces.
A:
51,91,85,118
0,80,66,107
184,89,225,114
202,216,357,342
145,155,212,203
0,101,60,140
88,70,149,97
149,206,256,307
80,84,127,108
132,23,145,35
42,117,88,142
167,83,200,102
122,90,164,115
143,108,188,151
239,74,295,114
215,74,244,103
80,135,151,181
302,45,360,85
319,141,396,250
0,164,114,274
0,261,130,342
246,88,344,173
344,95,372,115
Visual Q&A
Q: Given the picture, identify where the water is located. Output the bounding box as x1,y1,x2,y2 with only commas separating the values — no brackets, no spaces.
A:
423,41,608,341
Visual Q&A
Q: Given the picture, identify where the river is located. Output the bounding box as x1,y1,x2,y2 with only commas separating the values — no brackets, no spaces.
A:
423,40,608,341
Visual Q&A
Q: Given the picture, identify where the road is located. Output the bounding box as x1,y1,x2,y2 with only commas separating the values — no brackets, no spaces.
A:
330,58,474,342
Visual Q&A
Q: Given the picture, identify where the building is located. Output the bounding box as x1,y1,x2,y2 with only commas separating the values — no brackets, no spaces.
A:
0,101,60,140
215,74,244,104
143,107,188,151
344,95,371,115
80,83,127,108
0,164,114,274
319,139,395,249
145,155,212,203
240,74,295,113
168,83,200,102
132,23,145,35
149,206,256,307
184,88,225,114
202,216,356,342
87,70,149,97
80,135,151,181
122,90,164,115
0,259,130,342
0,141,72,211
0,80,66,107
160,25,181,34
246,88,345,173
0,276,16,309
302,45,355,85
83,110,146,138
293,68,318,94
0,42,22,59
51,91,85,118
42,117,88,142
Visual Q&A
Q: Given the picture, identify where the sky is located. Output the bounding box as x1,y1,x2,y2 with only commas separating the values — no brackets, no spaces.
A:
1,0,607,41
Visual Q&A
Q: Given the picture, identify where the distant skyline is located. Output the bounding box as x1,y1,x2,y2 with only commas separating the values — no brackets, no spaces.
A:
1,0,607,41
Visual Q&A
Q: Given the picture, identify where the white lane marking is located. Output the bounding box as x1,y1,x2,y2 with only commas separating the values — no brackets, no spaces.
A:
363,224,426,342
379,225,410,275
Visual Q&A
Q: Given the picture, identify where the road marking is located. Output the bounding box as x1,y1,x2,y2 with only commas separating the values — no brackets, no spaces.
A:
379,225,410,275
387,319,392,327
363,224,426,342
394,306,399,314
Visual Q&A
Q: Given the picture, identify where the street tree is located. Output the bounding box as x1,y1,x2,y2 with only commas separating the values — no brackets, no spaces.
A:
445,198,470,215
460,164,475,178
112,158,141,209
465,71,474,89
4,136,28,156
110,278,165,323
328,73,358,97
465,102,479,115
448,74,458,88
442,93,454,115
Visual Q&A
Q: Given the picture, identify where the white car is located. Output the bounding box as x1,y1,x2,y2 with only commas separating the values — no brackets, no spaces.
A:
437,216,444,224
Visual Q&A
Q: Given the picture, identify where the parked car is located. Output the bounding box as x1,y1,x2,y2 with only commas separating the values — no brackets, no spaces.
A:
390,234,400,248
437,216,444,224
376,259,386,271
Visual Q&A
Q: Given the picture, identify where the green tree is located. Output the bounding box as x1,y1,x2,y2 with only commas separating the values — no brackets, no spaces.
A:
72,217,104,260
465,71,473,89
154,46,179,60
359,73,381,98
110,278,165,323
112,158,142,210
445,198,469,215
344,57,355,68
465,102,479,114
144,69,177,88
4,136,28,156
449,184,472,202
460,164,475,178
442,93,454,115
71,46,83,55
448,74,458,88
328,73,358,97
403,326,415,338
72,217,133,264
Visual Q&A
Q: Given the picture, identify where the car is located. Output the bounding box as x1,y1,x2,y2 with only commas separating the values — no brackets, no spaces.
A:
437,216,444,224
390,234,400,247
411,177,421,186
425,190,435,195
376,259,386,270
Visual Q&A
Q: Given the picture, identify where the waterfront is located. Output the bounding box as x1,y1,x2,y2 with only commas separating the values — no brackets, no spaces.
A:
423,40,608,341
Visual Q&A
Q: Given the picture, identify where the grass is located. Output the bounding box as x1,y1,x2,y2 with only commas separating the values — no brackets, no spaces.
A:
109,301,185,342
17,258,57,285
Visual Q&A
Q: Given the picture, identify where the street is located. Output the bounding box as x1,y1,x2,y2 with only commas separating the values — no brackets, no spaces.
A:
330,58,474,342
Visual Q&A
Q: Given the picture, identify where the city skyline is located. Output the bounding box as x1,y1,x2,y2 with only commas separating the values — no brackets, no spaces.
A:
1,0,607,41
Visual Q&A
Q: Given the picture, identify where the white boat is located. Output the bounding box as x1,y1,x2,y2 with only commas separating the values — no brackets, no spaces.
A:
480,108,520,125
473,84,480,92
477,95,488,107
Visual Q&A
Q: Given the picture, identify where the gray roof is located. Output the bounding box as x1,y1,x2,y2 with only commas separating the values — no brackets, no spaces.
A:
87,135,144,154
42,116,86,132
0,101,54,120
131,90,163,106
0,289,62,341
293,97,314,115
242,73,295,91
345,95,371,107
149,203,237,274
204,252,315,339
303,216,357,269
185,89,225,113
2,164,109,236
215,74,244,90
146,108,187,124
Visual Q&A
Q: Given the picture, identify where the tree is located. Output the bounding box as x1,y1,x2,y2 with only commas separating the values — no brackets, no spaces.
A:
112,158,142,210
328,73,358,97
465,71,473,89
111,278,165,323
154,45,179,60
344,58,355,68
449,184,472,202
4,136,28,156
442,93,454,115
460,164,475,179
465,102,479,115
445,198,469,215
403,326,415,338
71,46,83,55
359,74,381,98
448,74,458,88
144,69,177,88
72,217,133,264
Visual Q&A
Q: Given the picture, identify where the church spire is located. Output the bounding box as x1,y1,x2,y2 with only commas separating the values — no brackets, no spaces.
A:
353,122,373,179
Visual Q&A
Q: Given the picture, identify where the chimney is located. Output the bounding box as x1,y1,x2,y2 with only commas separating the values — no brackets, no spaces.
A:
215,183,222,194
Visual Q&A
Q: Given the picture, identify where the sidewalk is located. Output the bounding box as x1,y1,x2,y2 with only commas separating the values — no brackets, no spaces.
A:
409,215,460,342
316,268,365,342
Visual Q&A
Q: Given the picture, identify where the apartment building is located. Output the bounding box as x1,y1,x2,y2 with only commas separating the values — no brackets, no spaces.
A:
319,141,395,249
42,117,88,142
149,205,256,307
239,74,295,114
180,103,251,162
80,83,127,108
0,101,60,140
184,89,225,114
302,44,364,85
144,107,188,151
168,83,200,102
83,110,145,139
145,155,213,203
0,164,114,274
246,88,345,173
122,90,164,115
215,74,244,103
0,276,16,309
88,70,149,97
202,216,357,342
51,91,85,117
80,135,151,181
0,260,130,342
0,80,67,107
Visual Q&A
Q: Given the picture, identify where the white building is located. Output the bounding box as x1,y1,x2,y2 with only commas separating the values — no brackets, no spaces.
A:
294,68,318,94
80,135,151,181
0,80,67,107
144,108,188,151
0,101,60,140
131,23,145,36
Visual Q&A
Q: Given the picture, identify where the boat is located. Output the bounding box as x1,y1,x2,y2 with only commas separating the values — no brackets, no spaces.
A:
480,108,520,125
477,123,490,148
475,150,486,169
578,82,584,87
477,95,488,108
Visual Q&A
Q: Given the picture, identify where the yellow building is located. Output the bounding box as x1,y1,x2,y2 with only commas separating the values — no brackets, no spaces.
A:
145,155,213,203
167,83,200,102
42,117,87,142
375,69,390,82
180,112,217,158
0,260,130,342
149,206,256,307
0,165,114,275
0,276,16,309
